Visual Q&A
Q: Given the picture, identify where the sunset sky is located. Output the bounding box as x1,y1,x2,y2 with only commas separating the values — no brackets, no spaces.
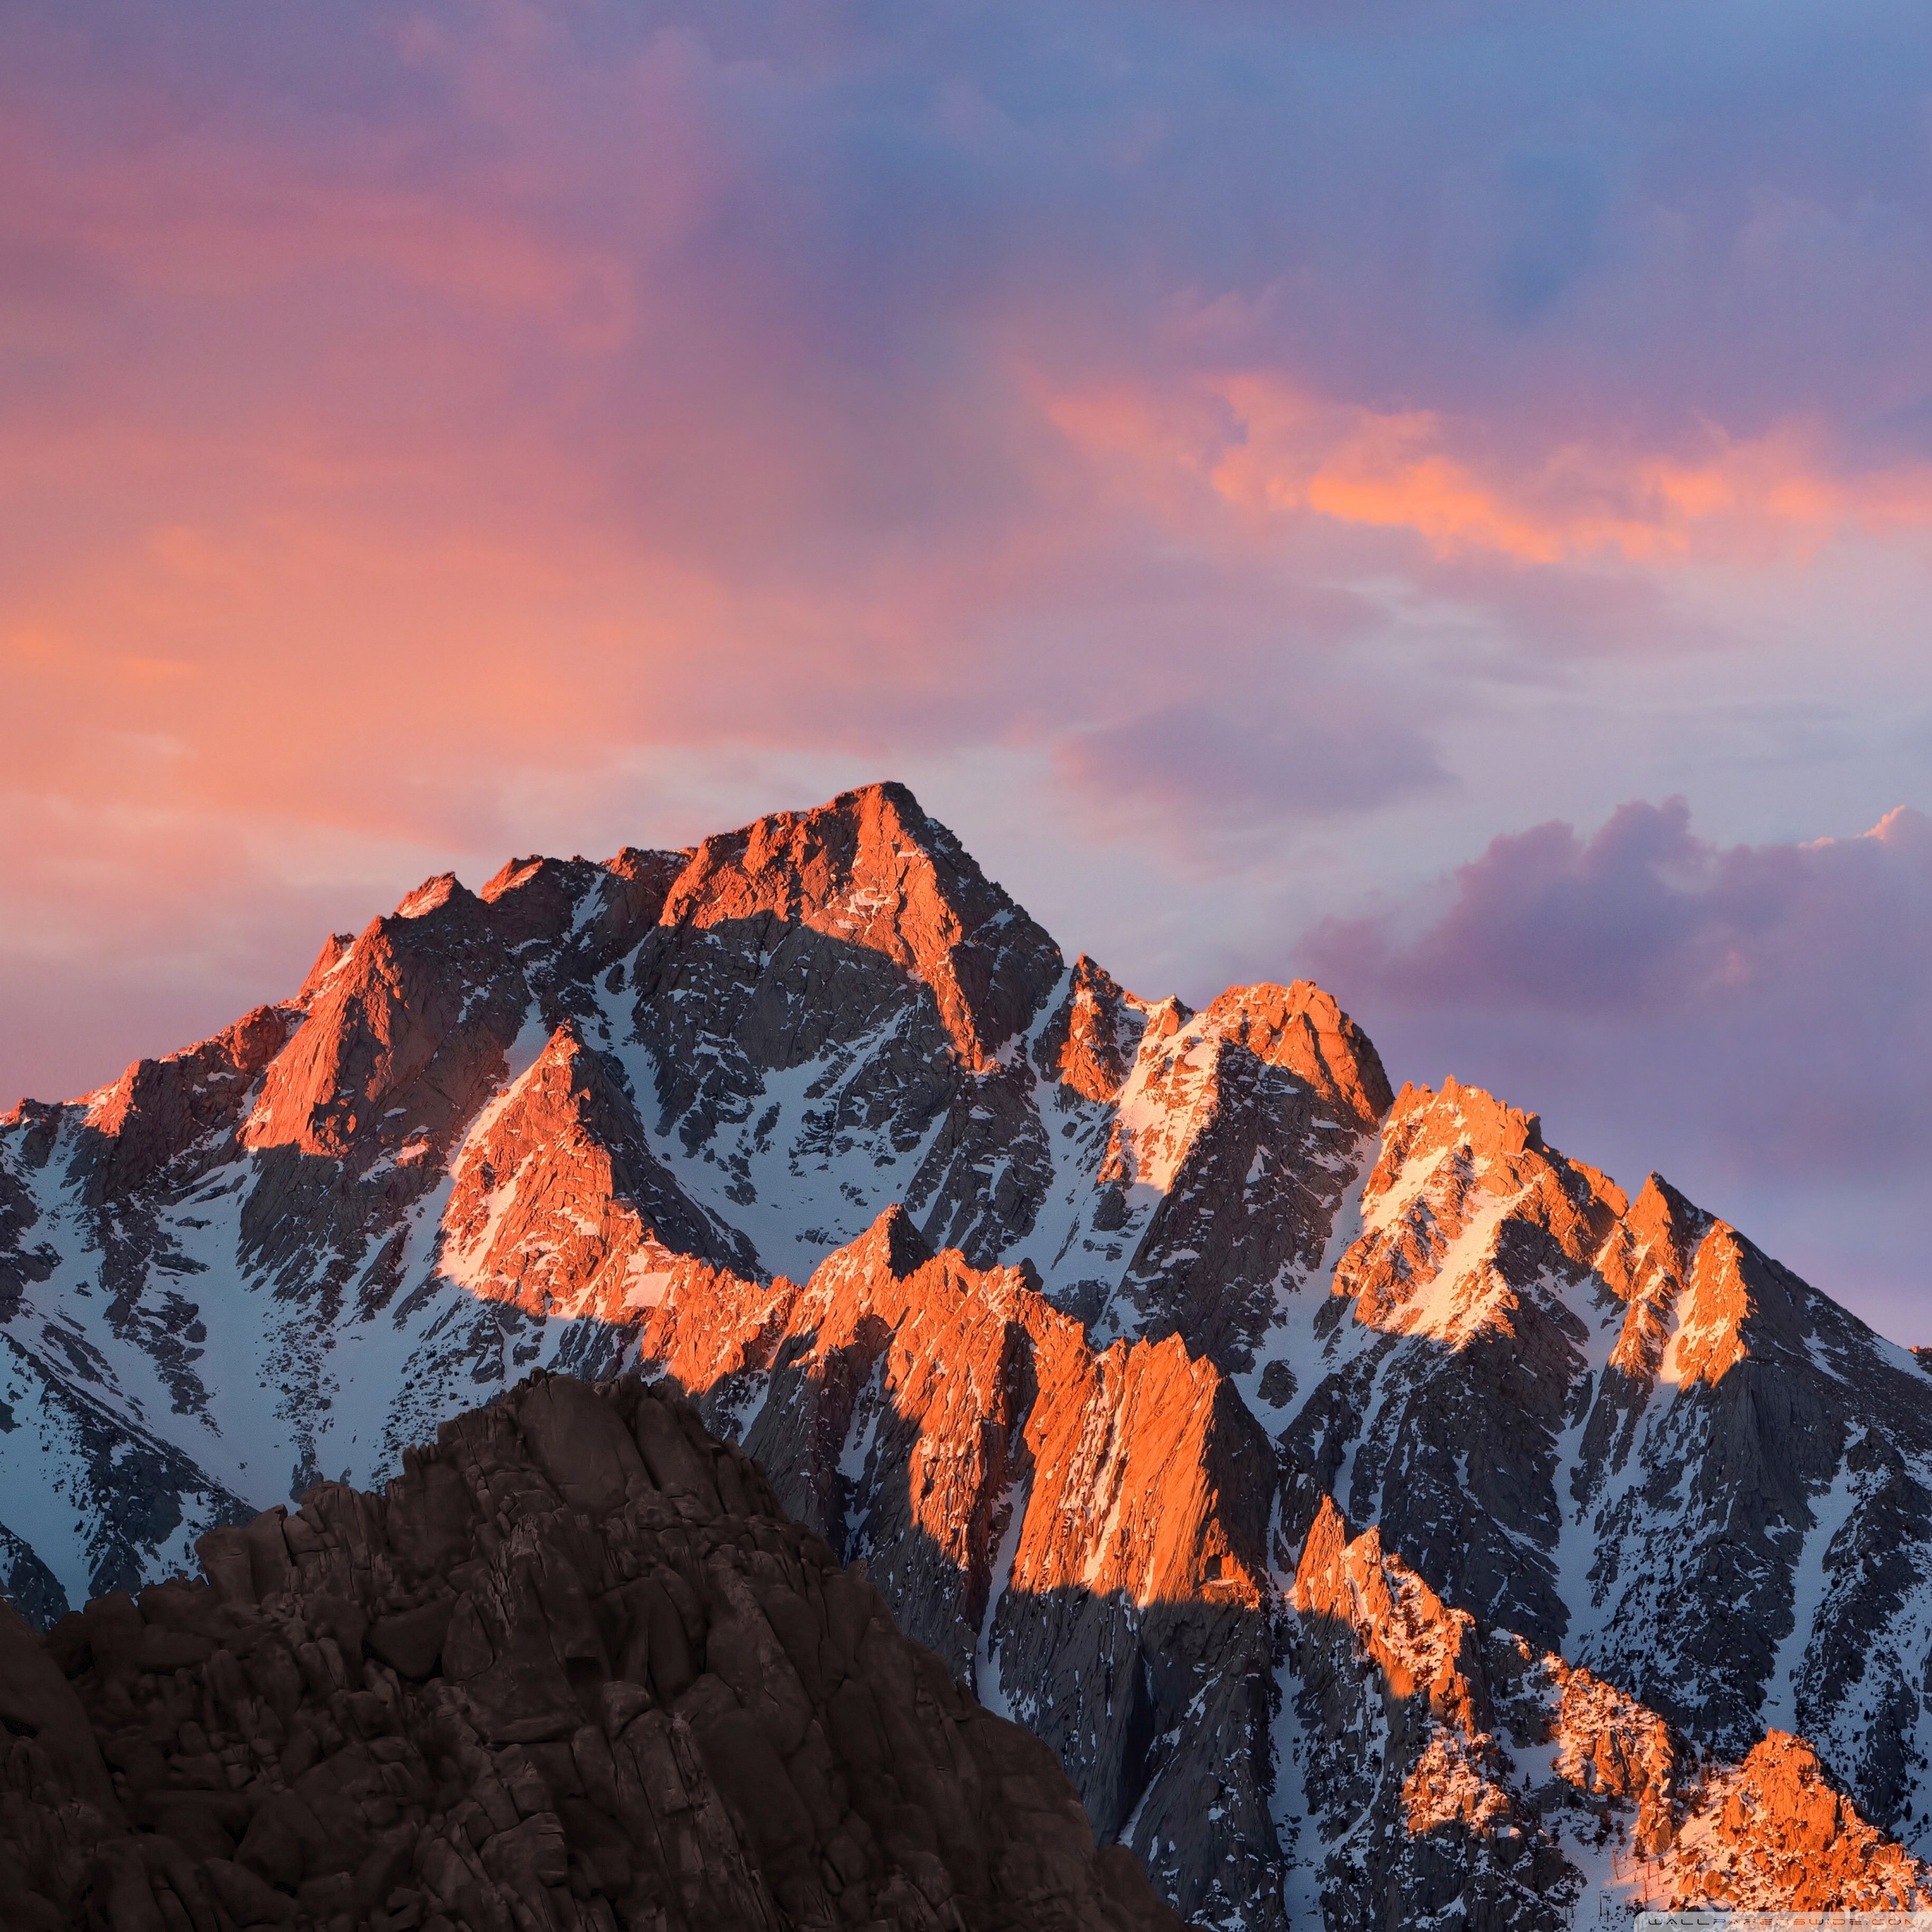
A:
5,0,1931,1335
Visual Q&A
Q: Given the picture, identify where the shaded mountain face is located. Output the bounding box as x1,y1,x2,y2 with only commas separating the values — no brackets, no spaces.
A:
5,777,1932,1930
0,1369,1184,1932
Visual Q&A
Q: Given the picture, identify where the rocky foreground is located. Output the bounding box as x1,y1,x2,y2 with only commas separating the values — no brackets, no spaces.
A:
0,1370,1182,1932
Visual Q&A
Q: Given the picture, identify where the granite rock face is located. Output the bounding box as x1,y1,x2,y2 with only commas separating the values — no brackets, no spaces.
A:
0,1370,1186,1932
633,1207,1278,1929
1286,1499,1930,1924
1288,1498,1577,1932
9,780,1932,1930
1657,1730,1927,1910
1272,1075,1932,1847
0,782,1386,1625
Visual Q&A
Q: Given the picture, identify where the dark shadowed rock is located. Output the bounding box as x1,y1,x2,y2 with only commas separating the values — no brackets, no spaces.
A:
0,1371,1189,1932
635,1211,1281,1927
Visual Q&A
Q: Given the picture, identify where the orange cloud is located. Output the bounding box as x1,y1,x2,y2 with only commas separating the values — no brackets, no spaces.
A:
1049,371,1932,568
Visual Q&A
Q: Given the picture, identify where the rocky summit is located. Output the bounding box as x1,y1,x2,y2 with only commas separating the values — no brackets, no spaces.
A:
5,779,1932,1929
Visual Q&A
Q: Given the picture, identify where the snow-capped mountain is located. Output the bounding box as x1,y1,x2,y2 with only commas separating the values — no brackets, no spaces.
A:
5,780,1930,1929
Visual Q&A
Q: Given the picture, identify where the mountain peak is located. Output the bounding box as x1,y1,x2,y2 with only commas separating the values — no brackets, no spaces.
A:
839,1202,937,1281
1294,1494,1485,1724
440,1017,753,1316
242,873,518,1161
476,851,605,945
658,781,1063,1068
1666,1219,1758,1387
1625,1171,1710,1267
297,930,356,1000
393,870,469,921
1198,978,1393,1127
1677,1730,1927,1909
478,852,549,900
68,1003,298,1201
11,780,1932,1932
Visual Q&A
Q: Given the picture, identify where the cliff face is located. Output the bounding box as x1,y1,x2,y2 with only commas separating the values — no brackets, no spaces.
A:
0,1371,1184,1932
7,779,1932,1931
633,1208,1278,1927
0,783,1388,1631
1275,1076,1932,1830
1287,1500,1930,1925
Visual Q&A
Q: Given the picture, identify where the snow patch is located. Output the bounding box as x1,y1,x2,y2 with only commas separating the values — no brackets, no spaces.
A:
975,1478,1030,1721
1760,1444,1864,1734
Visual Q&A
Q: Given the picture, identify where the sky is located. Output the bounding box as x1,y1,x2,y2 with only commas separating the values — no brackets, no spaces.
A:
3,0,1931,1337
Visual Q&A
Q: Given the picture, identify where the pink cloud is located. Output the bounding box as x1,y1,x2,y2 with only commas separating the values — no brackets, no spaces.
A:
1049,372,1932,570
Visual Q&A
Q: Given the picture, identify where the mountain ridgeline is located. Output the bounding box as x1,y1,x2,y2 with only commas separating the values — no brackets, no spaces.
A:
5,780,1932,1930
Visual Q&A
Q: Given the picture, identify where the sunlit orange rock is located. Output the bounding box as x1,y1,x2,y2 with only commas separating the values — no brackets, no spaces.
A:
1662,1731,1929,1910
1294,1496,1484,1728
441,1020,753,1318
1335,1075,1624,1342
1289,1499,1573,1932
1195,979,1392,1128
242,876,525,1161
1037,953,1148,1103
1292,1500,1931,1924
635,1207,1278,1923
657,780,1063,1072
15,779,1932,1931
75,1002,298,1201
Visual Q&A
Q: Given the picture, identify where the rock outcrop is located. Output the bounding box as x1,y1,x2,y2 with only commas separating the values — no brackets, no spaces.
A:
1274,1075,1932,1839
1660,1730,1927,1910
1288,1498,1574,1932
0,1370,1185,1932
1286,1500,1930,1924
438,1021,752,1321
0,783,1385,1630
